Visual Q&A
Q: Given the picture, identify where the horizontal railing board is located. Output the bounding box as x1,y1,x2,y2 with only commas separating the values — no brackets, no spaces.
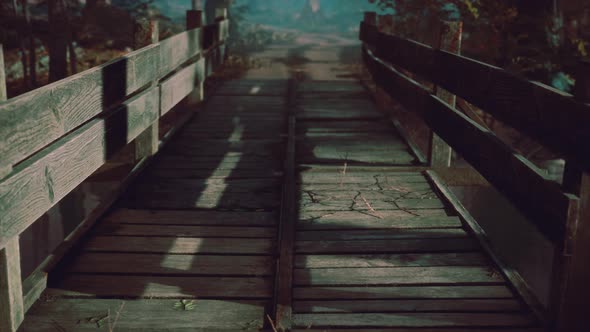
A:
160,58,205,115
0,87,159,248
0,44,160,175
159,27,203,78
361,22,590,171
364,47,573,244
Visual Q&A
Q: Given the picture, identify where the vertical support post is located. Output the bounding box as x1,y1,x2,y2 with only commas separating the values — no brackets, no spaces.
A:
429,21,462,168
133,19,159,161
0,239,25,332
187,2,204,104
375,14,394,112
0,45,24,332
552,61,590,332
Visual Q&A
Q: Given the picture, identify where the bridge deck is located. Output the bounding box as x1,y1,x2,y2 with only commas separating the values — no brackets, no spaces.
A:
21,79,541,331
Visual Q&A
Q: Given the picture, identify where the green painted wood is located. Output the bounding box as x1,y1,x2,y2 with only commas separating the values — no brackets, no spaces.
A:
0,88,159,248
0,237,24,332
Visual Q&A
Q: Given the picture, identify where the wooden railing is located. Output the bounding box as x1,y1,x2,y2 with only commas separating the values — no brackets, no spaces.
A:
360,11,590,332
0,6,229,331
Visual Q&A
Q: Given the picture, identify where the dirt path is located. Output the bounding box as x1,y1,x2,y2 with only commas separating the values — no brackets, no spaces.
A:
243,31,361,81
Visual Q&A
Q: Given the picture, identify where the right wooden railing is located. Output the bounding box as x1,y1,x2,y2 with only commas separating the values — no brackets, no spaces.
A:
0,6,229,332
360,11,590,332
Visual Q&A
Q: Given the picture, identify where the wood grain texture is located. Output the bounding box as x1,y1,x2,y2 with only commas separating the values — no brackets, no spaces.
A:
293,298,522,313
294,285,514,300
296,238,479,254
0,88,159,247
296,228,467,241
293,266,504,286
84,236,274,254
295,253,487,268
66,253,273,276
0,44,159,171
55,274,272,298
160,58,205,115
293,312,536,328
159,27,203,77
0,237,24,332
297,214,459,230
104,209,277,226
23,299,265,331
94,224,275,238
364,47,572,243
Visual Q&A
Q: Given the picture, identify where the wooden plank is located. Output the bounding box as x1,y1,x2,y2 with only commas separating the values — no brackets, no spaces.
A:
94,224,275,238
295,253,487,268
213,80,287,96
425,170,547,322
54,275,272,298
293,312,535,328
296,229,467,241
0,44,6,102
273,81,296,328
159,27,203,77
297,214,460,230
129,191,280,210
429,21,462,167
84,236,274,255
23,299,265,331
147,167,283,179
299,171,428,184
368,27,590,172
298,189,437,201
66,253,273,276
296,238,480,254
0,237,24,332
299,197,445,212
0,44,159,171
293,299,522,313
132,178,280,194
294,329,542,332
294,285,514,300
104,209,277,226
299,182,434,192
365,47,571,243
160,58,205,115
0,87,159,248
293,266,504,286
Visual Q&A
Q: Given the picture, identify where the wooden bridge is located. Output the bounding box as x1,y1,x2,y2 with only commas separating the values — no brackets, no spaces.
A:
1,7,589,332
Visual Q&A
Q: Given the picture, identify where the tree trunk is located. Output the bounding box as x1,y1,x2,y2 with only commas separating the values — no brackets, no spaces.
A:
48,0,69,82
12,0,29,87
22,0,36,87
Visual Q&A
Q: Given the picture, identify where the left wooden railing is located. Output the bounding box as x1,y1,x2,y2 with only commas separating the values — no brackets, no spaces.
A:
0,6,230,331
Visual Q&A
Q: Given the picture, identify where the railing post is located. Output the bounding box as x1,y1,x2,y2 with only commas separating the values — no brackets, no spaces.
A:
187,1,204,103
375,14,394,111
0,44,11,179
0,45,25,332
133,19,160,161
429,21,462,168
552,61,590,332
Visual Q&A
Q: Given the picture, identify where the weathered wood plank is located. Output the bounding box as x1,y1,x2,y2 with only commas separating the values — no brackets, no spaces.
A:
148,167,283,179
294,285,514,300
159,27,203,77
94,224,275,238
0,87,159,247
298,189,437,201
296,238,479,254
295,253,487,268
293,312,535,328
299,197,445,212
296,229,466,241
104,209,277,226
293,299,522,313
364,23,590,171
129,191,280,210
23,299,265,331
160,58,205,115
84,236,274,254
297,214,460,230
294,329,542,332
299,171,428,184
0,237,24,332
0,44,159,170
55,275,272,298
364,47,571,243
294,266,504,286
66,253,273,276
213,79,287,96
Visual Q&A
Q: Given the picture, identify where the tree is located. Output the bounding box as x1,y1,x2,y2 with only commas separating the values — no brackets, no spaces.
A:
48,0,69,82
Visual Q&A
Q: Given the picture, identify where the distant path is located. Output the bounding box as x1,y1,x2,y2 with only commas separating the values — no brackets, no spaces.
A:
243,30,361,81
